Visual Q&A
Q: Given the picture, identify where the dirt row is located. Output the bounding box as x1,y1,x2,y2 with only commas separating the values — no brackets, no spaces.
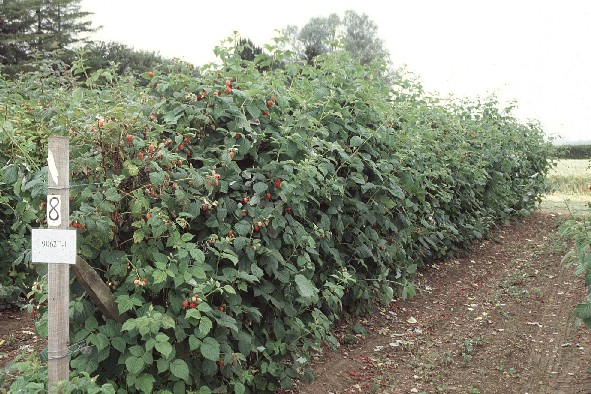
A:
0,308,42,369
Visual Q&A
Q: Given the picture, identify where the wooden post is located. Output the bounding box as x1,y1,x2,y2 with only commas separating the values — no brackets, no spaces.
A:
47,137,70,386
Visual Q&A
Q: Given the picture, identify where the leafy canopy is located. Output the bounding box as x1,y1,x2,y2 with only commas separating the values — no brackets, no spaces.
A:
285,10,389,64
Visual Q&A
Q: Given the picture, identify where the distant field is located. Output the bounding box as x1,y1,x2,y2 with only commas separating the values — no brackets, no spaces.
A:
541,159,591,212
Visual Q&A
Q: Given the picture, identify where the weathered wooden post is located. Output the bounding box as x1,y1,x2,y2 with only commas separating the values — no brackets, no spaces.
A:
31,137,75,388
46,137,70,386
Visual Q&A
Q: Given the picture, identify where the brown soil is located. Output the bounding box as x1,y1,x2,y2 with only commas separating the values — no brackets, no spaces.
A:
0,308,44,369
293,211,591,394
0,309,45,390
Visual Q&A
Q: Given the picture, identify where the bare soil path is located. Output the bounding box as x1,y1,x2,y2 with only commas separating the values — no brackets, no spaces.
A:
0,308,43,370
294,211,591,394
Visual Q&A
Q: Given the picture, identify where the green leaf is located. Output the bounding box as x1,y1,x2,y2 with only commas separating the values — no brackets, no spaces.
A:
197,302,212,313
149,171,166,187
234,220,252,236
349,173,365,185
251,263,264,278
121,320,136,332
161,315,176,329
189,335,201,351
85,316,99,331
220,251,239,265
233,382,246,394
170,359,190,381
92,332,109,352
155,341,173,358
124,160,140,176
349,135,364,147
189,247,205,264
104,187,121,202
200,337,220,361
153,269,168,284
197,386,212,394
145,338,156,352
130,193,149,215
198,316,213,337
234,236,249,250
185,308,201,320
133,230,145,243
574,303,591,322
2,164,18,185
217,313,239,332
157,358,169,373
163,106,184,125
111,336,126,353
222,285,236,294
173,381,186,394
253,182,268,194
125,356,145,375
150,217,167,238
246,103,261,119
2,120,14,134
181,233,194,242
380,285,394,305
284,140,299,158
116,295,142,314
155,333,169,342
190,266,207,280
135,373,155,394
129,345,144,357
72,87,84,105
401,279,416,300
295,274,317,298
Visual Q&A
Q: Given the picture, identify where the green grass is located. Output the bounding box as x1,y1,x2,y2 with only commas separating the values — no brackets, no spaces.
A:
541,159,591,213
546,159,591,194
540,193,591,213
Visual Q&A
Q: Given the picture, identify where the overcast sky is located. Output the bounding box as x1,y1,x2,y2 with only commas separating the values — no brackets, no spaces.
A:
81,0,591,143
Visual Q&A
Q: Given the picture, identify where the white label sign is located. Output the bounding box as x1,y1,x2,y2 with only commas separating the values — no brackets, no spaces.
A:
46,195,61,227
31,229,77,264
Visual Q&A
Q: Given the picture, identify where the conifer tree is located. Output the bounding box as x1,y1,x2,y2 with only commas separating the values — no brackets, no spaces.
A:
34,0,95,51
0,0,96,71
0,0,38,65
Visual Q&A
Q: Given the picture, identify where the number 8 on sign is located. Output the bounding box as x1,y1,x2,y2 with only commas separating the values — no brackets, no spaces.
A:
47,195,61,227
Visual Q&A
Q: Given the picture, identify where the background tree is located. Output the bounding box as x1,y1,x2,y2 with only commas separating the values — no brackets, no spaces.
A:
79,41,171,78
234,36,281,72
236,37,263,62
0,0,96,75
297,13,340,64
34,0,96,52
0,0,38,66
284,10,389,65
342,10,388,65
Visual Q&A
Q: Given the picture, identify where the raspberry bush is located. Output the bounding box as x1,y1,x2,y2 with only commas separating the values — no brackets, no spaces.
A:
0,38,553,393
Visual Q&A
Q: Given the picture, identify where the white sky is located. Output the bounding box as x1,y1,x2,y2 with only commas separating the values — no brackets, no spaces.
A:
81,0,591,143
